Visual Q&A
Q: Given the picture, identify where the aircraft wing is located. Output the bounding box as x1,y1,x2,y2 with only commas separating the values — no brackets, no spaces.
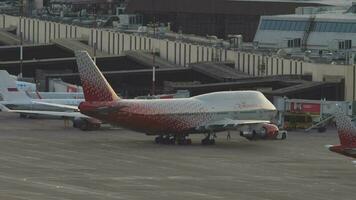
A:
206,118,270,128
0,104,89,118
33,101,79,111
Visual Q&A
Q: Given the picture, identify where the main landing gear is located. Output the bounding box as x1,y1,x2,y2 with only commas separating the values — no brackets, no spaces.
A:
154,133,217,145
155,135,175,144
176,135,192,145
201,133,216,145
154,135,192,145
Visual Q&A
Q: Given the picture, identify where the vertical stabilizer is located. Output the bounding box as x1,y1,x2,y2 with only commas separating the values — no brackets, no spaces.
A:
0,70,31,102
75,51,119,102
335,112,356,148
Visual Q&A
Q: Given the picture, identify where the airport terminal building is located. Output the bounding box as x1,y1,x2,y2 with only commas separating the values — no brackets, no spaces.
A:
125,0,331,41
254,3,356,63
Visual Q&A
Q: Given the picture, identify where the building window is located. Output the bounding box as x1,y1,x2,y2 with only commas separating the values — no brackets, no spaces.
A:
339,40,352,49
345,23,354,32
346,40,352,49
325,22,334,32
259,20,307,31
314,22,356,33
260,19,356,33
287,38,301,48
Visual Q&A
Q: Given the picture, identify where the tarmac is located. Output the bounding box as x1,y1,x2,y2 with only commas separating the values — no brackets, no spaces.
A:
0,112,355,200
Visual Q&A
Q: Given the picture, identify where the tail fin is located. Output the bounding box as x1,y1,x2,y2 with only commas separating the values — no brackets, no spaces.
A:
0,70,31,102
335,112,356,148
75,51,119,102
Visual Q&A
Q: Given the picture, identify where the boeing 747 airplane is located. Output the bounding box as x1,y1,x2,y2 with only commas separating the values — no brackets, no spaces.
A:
75,51,286,145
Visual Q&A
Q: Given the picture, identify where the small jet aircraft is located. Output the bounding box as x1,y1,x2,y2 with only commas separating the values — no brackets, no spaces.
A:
4,71,85,99
0,70,100,130
327,112,356,159
75,51,286,145
16,80,36,92
0,70,84,111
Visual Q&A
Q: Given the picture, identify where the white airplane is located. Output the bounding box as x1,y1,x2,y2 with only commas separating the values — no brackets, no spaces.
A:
0,70,84,111
16,80,36,92
0,70,101,130
7,72,37,92
4,70,85,99
75,50,287,145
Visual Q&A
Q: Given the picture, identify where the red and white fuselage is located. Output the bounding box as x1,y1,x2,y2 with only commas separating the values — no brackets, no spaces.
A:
79,91,277,135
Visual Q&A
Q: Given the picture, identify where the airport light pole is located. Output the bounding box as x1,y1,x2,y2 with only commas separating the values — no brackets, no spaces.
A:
151,0,157,96
152,65,156,96
20,32,23,78
151,18,157,96
19,0,24,78
93,1,97,63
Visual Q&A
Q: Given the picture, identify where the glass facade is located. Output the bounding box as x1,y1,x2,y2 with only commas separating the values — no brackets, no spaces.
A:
313,22,356,33
260,19,356,33
260,20,308,31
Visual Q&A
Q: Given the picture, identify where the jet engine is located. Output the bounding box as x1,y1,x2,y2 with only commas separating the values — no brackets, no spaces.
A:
240,123,287,140
73,117,101,131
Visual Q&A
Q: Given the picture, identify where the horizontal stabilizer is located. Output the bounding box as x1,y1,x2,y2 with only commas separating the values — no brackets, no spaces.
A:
33,101,79,111
1,105,89,119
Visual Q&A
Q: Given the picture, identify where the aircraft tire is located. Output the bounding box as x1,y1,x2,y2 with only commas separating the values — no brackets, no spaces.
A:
281,132,287,140
169,138,176,145
201,138,208,145
20,113,28,118
250,131,257,140
160,136,175,145
79,122,89,131
209,139,215,145
201,138,215,145
177,138,192,145
186,139,192,145
155,136,162,144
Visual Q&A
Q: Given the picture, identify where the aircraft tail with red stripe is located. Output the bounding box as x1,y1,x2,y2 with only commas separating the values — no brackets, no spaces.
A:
75,51,119,102
0,70,31,102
